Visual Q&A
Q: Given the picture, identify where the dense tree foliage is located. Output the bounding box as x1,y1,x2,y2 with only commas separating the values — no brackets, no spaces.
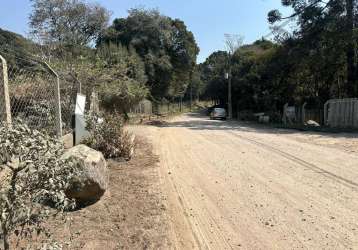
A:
200,51,229,104
200,0,358,116
2,5,201,115
269,0,358,97
5,0,358,118
29,0,110,47
98,8,199,100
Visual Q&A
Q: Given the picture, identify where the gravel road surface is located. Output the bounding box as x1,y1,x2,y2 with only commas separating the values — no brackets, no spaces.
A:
138,113,358,250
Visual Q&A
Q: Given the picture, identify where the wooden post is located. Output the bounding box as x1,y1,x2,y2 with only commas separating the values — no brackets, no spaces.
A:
0,55,12,127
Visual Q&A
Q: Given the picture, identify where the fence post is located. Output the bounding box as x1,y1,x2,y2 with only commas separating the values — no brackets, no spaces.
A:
43,62,62,137
323,101,329,126
69,72,82,94
90,91,99,115
282,103,288,125
0,55,12,127
302,102,307,124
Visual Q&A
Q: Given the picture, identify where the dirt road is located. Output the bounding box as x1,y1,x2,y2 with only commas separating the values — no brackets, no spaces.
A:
138,113,358,250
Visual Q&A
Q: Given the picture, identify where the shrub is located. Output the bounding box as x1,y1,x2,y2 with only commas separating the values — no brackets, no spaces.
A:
83,113,134,159
0,121,78,249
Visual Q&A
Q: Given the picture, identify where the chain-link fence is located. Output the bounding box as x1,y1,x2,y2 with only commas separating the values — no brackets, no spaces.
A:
152,100,191,116
58,72,81,134
129,99,152,115
0,53,66,136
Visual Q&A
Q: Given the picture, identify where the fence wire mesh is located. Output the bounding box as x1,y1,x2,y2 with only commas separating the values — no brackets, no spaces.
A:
58,72,80,134
0,52,67,136
152,100,191,116
8,60,58,134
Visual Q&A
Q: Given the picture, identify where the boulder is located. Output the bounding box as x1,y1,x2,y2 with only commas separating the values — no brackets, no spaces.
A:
61,145,108,204
306,120,320,127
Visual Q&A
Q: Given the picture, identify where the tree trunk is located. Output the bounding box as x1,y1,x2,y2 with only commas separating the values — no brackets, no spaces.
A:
2,225,9,250
346,0,356,97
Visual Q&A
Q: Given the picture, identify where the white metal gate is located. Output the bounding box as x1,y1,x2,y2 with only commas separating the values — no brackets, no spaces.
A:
324,98,358,128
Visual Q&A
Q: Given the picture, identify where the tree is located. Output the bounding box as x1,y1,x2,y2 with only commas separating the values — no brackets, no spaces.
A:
200,38,334,115
268,0,358,97
200,51,229,104
185,66,204,102
224,34,244,118
29,0,110,51
98,8,199,100
92,44,149,118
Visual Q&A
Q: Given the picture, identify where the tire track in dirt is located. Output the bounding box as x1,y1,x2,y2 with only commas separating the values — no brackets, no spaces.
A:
155,128,201,250
177,128,321,248
163,129,235,250
227,131,358,190
159,127,303,249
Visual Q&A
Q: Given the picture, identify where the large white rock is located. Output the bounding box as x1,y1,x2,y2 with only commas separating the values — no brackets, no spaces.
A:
61,145,108,204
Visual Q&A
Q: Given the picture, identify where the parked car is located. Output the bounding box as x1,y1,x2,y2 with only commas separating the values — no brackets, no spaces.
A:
210,108,227,120
207,105,227,116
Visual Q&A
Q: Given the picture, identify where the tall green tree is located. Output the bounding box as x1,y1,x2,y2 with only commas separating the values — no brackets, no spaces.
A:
78,44,149,117
98,8,199,100
200,51,229,104
268,0,358,96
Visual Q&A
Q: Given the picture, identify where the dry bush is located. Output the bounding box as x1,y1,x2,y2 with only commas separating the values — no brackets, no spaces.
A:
83,113,134,160
0,121,78,249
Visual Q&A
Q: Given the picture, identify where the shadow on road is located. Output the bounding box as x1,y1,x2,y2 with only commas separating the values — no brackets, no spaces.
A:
150,112,358,140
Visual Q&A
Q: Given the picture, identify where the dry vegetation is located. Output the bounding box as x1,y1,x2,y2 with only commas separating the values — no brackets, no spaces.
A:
10,137,171,249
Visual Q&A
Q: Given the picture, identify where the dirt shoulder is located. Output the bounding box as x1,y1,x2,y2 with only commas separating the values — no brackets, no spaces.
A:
11,137,171,250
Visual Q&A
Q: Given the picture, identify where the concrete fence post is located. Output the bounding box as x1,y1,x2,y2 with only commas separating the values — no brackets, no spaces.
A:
302,102,307,125
90,91,99,115
0,55,12,127
324,100,329,126
282,103,288,125
43,61,62,137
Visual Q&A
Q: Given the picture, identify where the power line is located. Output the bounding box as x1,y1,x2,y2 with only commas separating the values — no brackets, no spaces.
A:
263,19,292,40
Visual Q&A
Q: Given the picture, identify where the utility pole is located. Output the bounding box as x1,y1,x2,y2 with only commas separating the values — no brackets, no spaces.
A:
228,62,232,119
190,70,193,111
224,34,243,119
225,63,232,119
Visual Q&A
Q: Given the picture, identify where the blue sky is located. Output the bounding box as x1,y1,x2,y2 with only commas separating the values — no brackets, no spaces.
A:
0,0,292,62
